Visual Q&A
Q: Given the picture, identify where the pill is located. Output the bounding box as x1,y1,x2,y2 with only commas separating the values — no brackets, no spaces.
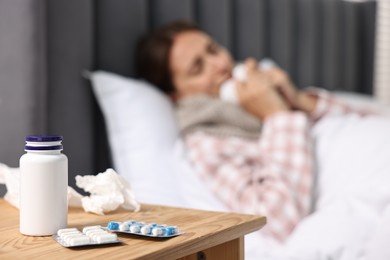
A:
165,226,177,236
95,233,118,244
64,234,85,244
90,231,109,241
82,225,101,234
151,227,165,236
107,221,120,230
57,228,78,236
129,225,141,233
119,223,129,231
68,236,91,246
130,222,144,227
86,230,101,237
59,231,82,239
140,225,151,235
60,231,82,238
85,229,106,236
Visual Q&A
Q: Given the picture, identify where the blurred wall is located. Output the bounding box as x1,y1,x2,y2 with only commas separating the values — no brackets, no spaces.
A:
0,0,47,196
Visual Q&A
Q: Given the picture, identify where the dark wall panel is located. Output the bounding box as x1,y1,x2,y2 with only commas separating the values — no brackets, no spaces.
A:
268,0,296,75
96,0,149,76
151,0,194,28
360,1,376,95
47,0,95,189
234,0,267,61
197,0,233,51
321,0,343,90
342,1,360,92
295,0,322,88
0,0,48,196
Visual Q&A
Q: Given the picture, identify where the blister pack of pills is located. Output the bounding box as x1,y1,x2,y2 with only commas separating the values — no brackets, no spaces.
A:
106,220,184,238
53,225,121,247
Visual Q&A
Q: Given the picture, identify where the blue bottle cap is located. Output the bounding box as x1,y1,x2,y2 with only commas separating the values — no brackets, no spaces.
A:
26,135,63,142
24,145,63,151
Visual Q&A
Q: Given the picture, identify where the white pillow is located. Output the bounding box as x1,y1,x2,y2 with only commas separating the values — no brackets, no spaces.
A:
90,71,184,206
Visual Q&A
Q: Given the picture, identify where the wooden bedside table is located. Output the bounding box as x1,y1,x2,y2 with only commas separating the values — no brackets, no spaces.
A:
0,199,265,259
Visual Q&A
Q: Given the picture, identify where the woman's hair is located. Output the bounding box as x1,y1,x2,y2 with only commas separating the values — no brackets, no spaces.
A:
136,20,201,94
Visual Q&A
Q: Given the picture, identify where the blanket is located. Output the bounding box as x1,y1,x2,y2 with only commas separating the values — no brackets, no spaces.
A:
244,112,390,260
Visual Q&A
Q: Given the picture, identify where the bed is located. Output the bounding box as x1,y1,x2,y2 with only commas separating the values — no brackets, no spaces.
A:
1,0,388,259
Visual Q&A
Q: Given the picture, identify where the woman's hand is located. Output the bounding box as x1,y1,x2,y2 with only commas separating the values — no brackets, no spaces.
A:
236,59,289,120
265,67,318,114
265,68,298,108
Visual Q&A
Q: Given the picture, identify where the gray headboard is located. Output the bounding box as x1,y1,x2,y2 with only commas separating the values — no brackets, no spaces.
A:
0,0,376,194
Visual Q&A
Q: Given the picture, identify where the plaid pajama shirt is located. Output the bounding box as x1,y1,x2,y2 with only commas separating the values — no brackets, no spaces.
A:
184,89,375,242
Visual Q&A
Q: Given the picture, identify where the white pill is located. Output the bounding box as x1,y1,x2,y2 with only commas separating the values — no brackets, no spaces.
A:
90,231,109,241
129,225,141,233
119,223,129,231
60,231,82,239
85,229,106,236
82,225,101,234
59,230,81,238
152,228,164,236
140,226,151,235
87,231,107,240
57,228,78,236
64,234,85,244
95,233,117,244
68,236,90,246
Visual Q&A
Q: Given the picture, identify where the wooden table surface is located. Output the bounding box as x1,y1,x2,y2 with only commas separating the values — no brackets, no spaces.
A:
0,199,266,259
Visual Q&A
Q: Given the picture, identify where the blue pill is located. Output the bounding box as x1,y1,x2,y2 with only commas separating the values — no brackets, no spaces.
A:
107,221,120,230
165,227,176,236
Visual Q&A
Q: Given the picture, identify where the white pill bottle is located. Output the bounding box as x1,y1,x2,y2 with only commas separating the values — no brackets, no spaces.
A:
20,135,68,236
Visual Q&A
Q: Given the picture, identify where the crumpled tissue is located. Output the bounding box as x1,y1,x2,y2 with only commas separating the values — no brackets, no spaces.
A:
74,168,140,214
0,163,20,209
0,163,140,215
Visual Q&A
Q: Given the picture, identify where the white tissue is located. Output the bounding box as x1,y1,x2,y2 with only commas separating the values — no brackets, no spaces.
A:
75,168,140,215
0,163,140,215
0,163,20,208
219,58,277,104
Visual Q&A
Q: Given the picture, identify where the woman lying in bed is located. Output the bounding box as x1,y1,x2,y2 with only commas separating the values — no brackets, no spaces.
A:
136,20,390,259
